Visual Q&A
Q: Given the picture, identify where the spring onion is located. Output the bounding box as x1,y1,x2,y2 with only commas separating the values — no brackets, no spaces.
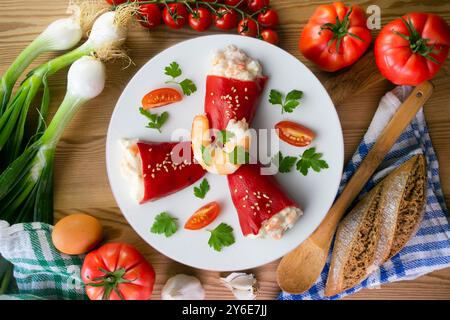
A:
0,17,83,115
0,56,106,225
0,8,131,167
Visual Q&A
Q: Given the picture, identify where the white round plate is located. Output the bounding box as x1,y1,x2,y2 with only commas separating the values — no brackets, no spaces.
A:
106,35,344,271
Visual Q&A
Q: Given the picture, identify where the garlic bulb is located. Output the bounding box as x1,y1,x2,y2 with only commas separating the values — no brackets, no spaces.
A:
161,274,205,300
220,272,258,300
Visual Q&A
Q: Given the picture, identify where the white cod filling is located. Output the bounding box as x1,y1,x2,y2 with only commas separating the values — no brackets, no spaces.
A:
247,206,303,240
119,139,144,203
209,45,262,81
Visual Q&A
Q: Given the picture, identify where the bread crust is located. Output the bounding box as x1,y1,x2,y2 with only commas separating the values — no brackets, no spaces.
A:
324,155,427,296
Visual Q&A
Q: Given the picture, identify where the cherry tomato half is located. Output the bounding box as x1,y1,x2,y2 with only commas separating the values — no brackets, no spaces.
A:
189,7,213,32
141,88,182,109
238,18,258,37
257,8,278,28
261,29,278,44
184,201,221,230
214,8,239,30
162,3,188,29
138,4,162,29
247,0,269,12
275,121,315,147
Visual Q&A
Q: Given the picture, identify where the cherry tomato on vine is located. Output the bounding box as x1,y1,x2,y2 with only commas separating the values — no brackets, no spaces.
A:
162,3,188,29
189,7,213,32
105,0,127,5
138,4,162,29
261,29,278,44
238,18,258,37
214,8,239,30
247,0,269,13
225,0,245,7
257,8,278,28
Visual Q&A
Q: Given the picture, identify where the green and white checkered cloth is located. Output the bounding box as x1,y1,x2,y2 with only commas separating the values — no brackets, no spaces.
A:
0,220,87,300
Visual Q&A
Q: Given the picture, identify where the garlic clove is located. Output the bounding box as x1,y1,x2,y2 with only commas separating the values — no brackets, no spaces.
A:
220,272,258,300
232,288,257,300
161,274,205,300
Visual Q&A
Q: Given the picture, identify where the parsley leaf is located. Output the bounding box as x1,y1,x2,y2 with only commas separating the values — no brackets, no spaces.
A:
208,223,235,252
150,212,178,237
164,61,197,96
269,88,303,113
201,145,212,166
179,79,197,96
269,89,283,105
139,108,169,133
164,61,182,78
274,151,297,173
296,147,329,176
286,89,303,101
229,146,250,165
194,178,210,199
216,130,235,147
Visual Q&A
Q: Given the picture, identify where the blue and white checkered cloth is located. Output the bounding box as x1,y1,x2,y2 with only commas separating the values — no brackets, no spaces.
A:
279,85,450,300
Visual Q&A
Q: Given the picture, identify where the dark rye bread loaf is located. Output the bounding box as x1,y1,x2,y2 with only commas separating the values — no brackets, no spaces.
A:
325,155,426,296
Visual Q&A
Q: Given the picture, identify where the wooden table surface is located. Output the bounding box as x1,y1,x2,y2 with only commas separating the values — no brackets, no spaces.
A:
1,0,450,300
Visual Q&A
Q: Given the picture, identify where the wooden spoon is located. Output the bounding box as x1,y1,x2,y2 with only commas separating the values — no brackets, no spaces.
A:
277,81,434,294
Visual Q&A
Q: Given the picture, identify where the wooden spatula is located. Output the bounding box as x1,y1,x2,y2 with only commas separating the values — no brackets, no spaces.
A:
276,81,434,294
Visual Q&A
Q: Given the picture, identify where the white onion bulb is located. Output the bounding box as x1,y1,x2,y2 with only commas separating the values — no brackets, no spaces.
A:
67,56,105,100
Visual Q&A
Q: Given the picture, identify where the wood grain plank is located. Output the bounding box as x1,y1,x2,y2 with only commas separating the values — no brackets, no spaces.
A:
1,0,450,300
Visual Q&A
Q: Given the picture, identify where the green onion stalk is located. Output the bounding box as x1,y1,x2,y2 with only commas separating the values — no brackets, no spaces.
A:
0,9,130,168
0,17,83,116
0,56,105,295
0,56,106,225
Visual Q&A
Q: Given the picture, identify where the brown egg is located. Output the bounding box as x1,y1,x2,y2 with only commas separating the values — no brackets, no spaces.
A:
52,213,103,255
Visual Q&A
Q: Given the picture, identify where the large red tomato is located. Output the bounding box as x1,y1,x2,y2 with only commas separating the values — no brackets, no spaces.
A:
81,243,155,300
375,13,450,85
299,2,372,72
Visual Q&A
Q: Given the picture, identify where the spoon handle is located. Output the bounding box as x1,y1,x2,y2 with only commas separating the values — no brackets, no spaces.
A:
316,81,433,244
277,81,434,294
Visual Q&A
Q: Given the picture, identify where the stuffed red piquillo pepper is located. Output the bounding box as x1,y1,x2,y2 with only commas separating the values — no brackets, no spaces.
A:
227,164,302,239
121,139,205,203
205,45,267,130
192,45,267,175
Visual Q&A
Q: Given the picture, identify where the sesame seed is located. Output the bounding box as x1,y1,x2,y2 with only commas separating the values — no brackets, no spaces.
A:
151,174,155,178
244,88,248,92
